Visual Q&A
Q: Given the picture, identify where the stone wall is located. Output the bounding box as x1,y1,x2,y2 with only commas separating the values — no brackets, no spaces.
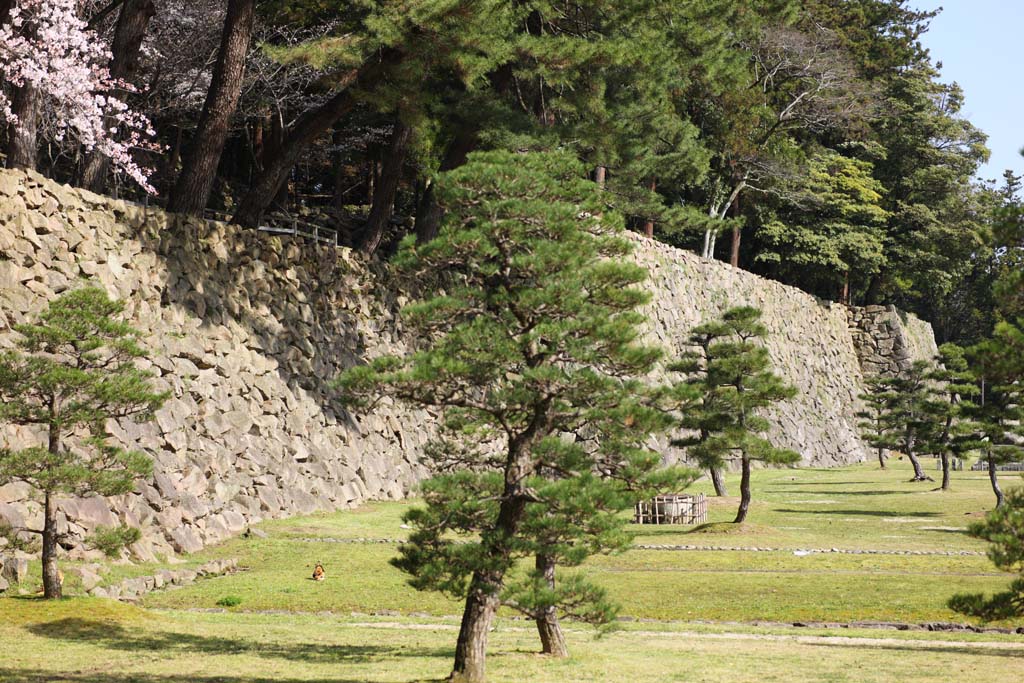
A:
635,237,874,467
0,169,939,559
847,305,939,378
0,169,435,561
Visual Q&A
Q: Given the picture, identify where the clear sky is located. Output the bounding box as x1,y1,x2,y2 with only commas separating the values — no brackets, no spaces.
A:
918,1,1024,185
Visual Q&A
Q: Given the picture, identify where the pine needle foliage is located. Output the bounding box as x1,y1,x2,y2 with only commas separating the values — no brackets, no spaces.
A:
668,306,799,524
949,480,1024,620
336,150,691,681
967,322,1024,507
0,287,167,598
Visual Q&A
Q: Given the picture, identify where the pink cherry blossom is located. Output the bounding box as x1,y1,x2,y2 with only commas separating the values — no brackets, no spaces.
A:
0,0,159,192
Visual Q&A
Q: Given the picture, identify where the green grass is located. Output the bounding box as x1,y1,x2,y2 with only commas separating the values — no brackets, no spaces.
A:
0,599,1022,683
128,462,1020,626
2,462,1022,682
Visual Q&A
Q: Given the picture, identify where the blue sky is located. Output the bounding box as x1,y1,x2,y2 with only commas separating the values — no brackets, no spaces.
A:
919,1,1024,185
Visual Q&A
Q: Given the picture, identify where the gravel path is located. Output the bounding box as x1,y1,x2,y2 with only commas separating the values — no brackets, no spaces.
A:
295,536,986,556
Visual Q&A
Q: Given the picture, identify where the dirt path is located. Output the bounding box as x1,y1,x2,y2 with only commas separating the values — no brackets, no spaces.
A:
341,621,1024,650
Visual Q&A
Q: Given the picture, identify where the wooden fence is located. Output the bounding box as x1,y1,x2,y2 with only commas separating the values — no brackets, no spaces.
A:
634,493,707,525
201,210,339,248
971,460,1024,472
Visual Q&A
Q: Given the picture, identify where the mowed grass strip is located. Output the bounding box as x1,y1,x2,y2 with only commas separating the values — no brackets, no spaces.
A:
132,464,1020,625
1,600,1022,683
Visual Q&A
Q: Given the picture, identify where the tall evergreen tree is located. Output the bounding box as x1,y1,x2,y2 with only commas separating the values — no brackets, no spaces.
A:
756,150,888,303
0,288,167,599
867,360,938,482
968,323,1024,507
337,151,688,682
669,316,735,496
670,307,799,523
922,344,980,491
857,375,895,469
948,482,1024,620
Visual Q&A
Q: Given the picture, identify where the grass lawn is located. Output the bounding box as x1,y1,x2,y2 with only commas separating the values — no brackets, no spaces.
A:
2,462,1022,682
0,599,1022,683
127,462,1020,625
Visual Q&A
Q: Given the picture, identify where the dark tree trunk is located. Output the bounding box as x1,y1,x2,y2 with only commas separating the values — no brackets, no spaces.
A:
6,83,40,170
710,466,727,496
840,271,850,306
534,553,568,658
734,456,751,523
451,492,528,683
414,129,478,243
729,194,741,267
80,0,156,193
168,0,255,216
0,0,38,172
988,458,1004,508
905,451,931,482
41,491,61,599
232,52,399,228
940,452,951,491
451,575,502,683
643,179,657,238
42,412,62,599
450,430,539,683
358,120,412,255
877,447,886,469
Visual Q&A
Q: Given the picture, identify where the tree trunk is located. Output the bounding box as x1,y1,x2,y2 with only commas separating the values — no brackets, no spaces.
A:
80,0,156,194
594,165,606,188
41,491,62,599
534,553,568,658
877,447,886,469
167,0,255,216
643,179,656,238
840,271,850,306
358,119,411,255
729,194,741,267
733,456,751,523
42,410,62,599
940,451,951,491
905,451,932,482
233,51,400,228
415,129,478,243
451,575,502,683
451,492,528,682
988,458,1004,508
6,83,40,170
709,466,727,496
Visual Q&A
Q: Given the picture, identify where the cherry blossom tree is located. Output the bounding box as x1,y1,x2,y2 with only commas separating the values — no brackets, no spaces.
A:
0,0,157,191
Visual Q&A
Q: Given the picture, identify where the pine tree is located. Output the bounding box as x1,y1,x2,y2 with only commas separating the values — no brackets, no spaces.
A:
857,375,896,469
336,151,688,682
669,317,735,495
948,482,1024,620
968,323,1024,507
670,307,799,523
0,288,167,598
921,344,980,491
869,360,937,482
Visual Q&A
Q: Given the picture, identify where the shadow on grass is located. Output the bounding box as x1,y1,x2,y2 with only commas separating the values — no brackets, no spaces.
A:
0,670,446,683
772,510,941,518
26,619,450,665
803,640,1024,659
769,481,879,486
771,489,906,497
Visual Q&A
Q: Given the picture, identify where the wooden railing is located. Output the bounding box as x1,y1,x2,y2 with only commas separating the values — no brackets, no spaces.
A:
202,210,339,248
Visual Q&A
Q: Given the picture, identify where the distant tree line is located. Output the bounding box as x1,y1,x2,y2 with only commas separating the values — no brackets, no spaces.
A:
0,1,1016,347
